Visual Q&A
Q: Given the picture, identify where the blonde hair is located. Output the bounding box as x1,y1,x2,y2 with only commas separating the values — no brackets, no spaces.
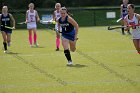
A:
3,6,8,9
55,3,61,9
29,3,34,8
2,6,8,13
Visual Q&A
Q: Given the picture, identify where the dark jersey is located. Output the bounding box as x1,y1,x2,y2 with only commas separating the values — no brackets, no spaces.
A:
121,4,128,18
58,16,74,33
1,13,11,31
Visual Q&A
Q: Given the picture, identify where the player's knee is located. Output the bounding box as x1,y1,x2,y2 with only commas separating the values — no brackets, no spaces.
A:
70,47,76,52
56,35,60,38
56,34,60,38
3,38,7,42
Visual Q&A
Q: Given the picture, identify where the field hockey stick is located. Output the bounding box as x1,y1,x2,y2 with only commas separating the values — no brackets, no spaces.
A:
108,24,140,30
1,25,15,30
17,21,37,25
17,21,26,25
46,26,62,33
108,26,126,30
40,20,56,25
17,20,55,25
116,18,122,23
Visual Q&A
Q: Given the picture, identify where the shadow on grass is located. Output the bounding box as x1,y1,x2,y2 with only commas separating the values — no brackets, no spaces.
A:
67,64,87,68
7,52,19,54
31,46,45,48
136,64,140,66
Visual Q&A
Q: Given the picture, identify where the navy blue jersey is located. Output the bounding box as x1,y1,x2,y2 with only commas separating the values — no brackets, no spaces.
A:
1,13,11,31
58,16,76,41
121,4,128,18
58,16,74,33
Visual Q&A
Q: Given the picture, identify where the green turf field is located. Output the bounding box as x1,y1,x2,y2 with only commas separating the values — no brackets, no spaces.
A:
0,27,140,93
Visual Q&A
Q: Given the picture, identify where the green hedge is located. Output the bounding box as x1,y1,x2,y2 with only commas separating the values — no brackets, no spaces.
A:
10,7,140,29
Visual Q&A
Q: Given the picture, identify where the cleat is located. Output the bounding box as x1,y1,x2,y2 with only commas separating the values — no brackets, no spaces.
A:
55,48,59,51
30,44,33,47
67,61,73,66
34,43,39,47
4,50,9,53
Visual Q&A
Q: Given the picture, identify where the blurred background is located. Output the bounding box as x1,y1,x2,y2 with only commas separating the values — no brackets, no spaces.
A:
0,0,140,28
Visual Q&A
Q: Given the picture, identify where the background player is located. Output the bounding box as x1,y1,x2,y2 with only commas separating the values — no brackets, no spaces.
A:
124,4,140,54
26,3,40,47
52,3,61,51
58,7,79,65
0,6,15,53
120,0,131,35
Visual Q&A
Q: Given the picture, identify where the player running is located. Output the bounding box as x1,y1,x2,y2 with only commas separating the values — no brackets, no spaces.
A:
120,0,131,35
26,3,40,47
0,6,15,53
124,4,140,54
58,7,79,65
52,3,61,51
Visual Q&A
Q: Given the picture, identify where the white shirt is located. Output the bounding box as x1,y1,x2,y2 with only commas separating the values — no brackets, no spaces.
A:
126,13,140,39
54,10,61,21
27,10,37,22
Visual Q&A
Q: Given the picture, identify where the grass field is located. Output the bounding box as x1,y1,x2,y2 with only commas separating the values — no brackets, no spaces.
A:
0,27,140,93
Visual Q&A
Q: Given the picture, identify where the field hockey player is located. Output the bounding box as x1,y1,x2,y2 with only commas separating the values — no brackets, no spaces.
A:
26,3,40,47
0,6,15,53
58,7,79,65
124,4,140,54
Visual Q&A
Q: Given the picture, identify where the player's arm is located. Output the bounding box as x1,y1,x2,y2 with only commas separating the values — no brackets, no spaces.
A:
120,4,123,17
68,16,79,40
57,19,61,32
35,11,40,22
136,13,140,21
9,13,15,29
52,11,56,21
26,11,28,23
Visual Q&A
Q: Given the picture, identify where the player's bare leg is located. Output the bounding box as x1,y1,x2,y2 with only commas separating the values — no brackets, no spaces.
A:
62,37,73,65
133,39,140,54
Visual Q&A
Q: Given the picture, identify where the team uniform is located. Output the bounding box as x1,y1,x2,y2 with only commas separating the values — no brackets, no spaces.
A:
125,14,140,39
121,4,131,35
58,16,75,41
27,10,37,29
54,10,61,31
121,4,128,19
0,13,12,33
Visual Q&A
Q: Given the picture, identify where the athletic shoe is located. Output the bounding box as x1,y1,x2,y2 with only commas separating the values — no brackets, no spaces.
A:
138,52,140,54
30,44,33,47
55,48,59,51
67,61,73,66
4,50,9,53
34,43,39,47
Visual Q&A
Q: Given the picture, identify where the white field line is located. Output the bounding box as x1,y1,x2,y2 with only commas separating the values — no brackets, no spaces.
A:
0,50,136,58
0,80,140,89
